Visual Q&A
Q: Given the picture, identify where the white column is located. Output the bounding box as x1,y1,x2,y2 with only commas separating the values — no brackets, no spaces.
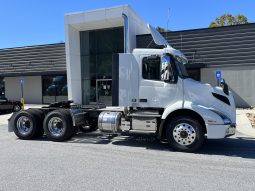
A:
65,24,82,104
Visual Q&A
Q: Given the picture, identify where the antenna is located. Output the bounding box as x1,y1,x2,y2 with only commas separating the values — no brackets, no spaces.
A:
180,33,183,51
192,50,197,64
166,8,170,41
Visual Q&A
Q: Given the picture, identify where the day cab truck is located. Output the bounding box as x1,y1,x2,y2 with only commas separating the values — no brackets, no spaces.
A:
8,25,236,152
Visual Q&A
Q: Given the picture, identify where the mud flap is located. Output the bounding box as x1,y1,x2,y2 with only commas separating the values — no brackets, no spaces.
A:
8,113,18,132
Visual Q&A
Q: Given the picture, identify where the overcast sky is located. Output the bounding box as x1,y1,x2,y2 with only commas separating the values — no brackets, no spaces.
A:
0,0,254,48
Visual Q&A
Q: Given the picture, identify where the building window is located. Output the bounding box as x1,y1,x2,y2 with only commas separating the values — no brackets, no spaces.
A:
42,75,67,104
80,27,124,105
142,56,161,80
0,77,5,96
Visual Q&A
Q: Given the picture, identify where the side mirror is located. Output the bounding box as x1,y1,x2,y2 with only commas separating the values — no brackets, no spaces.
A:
160,55,173,82
220,78,229,95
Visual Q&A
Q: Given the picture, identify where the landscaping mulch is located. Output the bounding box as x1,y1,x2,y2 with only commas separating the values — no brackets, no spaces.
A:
246,113,255,129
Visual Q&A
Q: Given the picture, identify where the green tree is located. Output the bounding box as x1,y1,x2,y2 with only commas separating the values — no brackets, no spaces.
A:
156,26,170,33
209,14,248,28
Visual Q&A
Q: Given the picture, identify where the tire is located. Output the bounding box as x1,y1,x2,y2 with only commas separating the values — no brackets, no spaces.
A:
13,110,41,140
13,104,21,112
79,118,98,132
43,109,74,142
166,116,205,152
27,109,45,137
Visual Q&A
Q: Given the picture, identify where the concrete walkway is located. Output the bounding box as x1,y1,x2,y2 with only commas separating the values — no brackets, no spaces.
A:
236,109,255,138
0,104,47,125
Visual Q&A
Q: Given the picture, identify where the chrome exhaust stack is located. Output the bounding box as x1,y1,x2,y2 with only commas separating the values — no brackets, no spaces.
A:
122,13,129,53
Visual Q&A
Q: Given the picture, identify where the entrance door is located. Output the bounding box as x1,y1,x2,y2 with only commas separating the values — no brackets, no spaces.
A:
96,79,112,106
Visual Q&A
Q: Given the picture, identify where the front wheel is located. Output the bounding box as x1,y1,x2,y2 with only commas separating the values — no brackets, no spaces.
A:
166,116,205,152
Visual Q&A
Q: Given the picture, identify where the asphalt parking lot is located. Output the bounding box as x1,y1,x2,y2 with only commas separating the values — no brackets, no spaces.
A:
0,111,255,191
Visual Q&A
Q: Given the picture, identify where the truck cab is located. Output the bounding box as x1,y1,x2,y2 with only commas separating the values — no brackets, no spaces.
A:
114,46,236,151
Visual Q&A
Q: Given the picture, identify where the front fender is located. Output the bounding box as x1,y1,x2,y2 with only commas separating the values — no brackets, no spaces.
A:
183,102,224,125
162,101,225,125
161,101,183,119
160,102,230,139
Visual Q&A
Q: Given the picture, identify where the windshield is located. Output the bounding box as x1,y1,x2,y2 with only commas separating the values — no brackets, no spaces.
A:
174,56,189,78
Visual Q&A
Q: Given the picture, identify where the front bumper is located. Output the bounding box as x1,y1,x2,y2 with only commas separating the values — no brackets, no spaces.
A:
206,123,236,139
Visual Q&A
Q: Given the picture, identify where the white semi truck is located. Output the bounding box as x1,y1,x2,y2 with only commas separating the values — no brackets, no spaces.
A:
8,25,236,152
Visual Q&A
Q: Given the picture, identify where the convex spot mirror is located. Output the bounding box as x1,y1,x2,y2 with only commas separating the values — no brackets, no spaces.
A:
160,55,174,82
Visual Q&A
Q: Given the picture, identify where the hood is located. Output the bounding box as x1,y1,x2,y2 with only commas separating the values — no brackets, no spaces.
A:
183,78,236,123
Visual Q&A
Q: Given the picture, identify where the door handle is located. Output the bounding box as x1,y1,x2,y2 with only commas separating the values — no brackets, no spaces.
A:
139,99,147,103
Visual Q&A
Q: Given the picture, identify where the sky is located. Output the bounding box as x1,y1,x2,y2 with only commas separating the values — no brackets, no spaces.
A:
0,0,254,48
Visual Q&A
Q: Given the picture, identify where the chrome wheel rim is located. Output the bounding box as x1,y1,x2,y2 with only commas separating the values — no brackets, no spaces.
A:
17,116,33,135
48,117,64,137
173,123,196,146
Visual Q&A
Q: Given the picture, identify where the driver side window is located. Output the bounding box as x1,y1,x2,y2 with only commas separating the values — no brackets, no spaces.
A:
142,56,161,80
142,55,174,82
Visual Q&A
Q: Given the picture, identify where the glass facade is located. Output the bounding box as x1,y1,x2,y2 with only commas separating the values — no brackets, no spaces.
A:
42,75,68,104
0,77,5,96
80,27,124,105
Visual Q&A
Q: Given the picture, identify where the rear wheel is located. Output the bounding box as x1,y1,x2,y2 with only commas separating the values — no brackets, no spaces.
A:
166,116,205,152
27,109,45,137
13,111,42,140
13,104,21,112
43,110,74,142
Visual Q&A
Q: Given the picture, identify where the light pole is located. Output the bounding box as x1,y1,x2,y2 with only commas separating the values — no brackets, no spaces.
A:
20,77,24,111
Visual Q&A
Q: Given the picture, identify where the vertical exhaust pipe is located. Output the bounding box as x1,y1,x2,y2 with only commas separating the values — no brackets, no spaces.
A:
122,13,129,53
121,13,129,111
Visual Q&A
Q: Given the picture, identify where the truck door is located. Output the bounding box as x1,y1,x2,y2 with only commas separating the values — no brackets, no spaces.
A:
138,55,183,108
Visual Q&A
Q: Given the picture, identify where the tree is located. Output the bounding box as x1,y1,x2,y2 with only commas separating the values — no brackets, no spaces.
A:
209,14,248,28
156,26,170,33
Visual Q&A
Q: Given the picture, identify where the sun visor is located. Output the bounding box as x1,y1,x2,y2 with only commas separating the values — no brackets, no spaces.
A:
147,24,171,47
